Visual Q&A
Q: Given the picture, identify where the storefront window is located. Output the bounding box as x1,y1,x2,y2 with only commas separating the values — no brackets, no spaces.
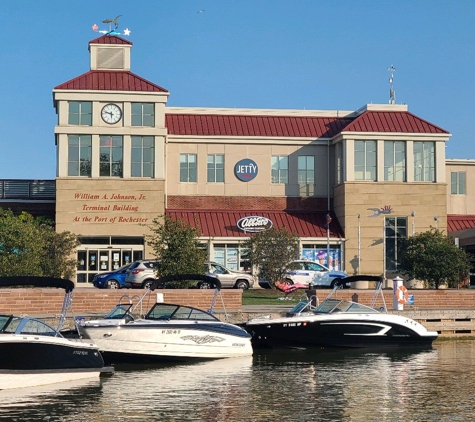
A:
301,245,342,270
212,244,250,272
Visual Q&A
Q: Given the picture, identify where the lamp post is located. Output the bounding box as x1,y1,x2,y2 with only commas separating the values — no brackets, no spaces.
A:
357,213,361,275
411,211,415,236
326,212,332,268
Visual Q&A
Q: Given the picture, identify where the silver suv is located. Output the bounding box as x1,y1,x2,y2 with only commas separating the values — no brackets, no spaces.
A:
203,262,255,289
125,260,161,289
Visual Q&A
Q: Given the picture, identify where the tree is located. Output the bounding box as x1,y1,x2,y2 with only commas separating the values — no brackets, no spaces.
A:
399,228,472,289
0,210,45,276
241,227,300,289
145,215,207,288
39,228,80,279
0,209,80,279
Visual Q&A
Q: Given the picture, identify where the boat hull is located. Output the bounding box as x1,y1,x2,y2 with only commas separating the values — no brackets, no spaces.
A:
0,335,105,389
79,320,253,362
246,314,438,349
0,368,103,390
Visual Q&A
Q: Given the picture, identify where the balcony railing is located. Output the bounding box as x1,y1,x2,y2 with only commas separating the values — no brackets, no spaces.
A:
0,180,56,200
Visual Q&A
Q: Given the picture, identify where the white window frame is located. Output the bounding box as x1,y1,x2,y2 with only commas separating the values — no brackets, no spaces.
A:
271,156,288,184
384,141,406,182
207,154,224,183
131,136,155,178
180,154,197,183
414,142,435,182
451,171,466,195
355,140,376,181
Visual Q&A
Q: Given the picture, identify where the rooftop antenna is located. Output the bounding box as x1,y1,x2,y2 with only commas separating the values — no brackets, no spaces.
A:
388,65,396,104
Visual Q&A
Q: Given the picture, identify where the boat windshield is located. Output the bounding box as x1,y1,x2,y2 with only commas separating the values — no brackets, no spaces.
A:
0,315,12,331
315,299,379,314
104,304,134,319
0,316,60,337
146,303,218,321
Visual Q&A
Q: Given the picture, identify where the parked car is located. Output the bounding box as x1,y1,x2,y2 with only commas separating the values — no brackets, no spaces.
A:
125,260,161,289
258,260,348,289
202,262,255,289
92,263,132,289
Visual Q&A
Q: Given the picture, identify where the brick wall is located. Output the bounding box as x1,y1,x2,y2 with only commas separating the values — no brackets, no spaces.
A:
3,288,475,318
0,288,243,316
167,195,329,211
308,288,475,309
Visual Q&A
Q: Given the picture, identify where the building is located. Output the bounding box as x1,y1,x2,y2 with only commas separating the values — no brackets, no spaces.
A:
4,33,474,286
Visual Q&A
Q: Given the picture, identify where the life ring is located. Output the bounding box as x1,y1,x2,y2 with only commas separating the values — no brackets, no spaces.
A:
395,285,408,304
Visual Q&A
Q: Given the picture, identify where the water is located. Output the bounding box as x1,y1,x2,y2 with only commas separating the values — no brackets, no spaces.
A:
1,340,475,421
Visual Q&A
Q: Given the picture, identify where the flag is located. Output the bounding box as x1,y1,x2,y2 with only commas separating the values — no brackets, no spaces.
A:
325,213,332,229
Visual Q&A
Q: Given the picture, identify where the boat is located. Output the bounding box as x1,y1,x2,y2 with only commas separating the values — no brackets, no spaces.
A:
246,275,438,349
0,276,112,390
78,274,253,363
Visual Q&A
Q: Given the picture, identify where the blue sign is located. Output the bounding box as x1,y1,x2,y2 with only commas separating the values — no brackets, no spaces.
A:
234,159,258,182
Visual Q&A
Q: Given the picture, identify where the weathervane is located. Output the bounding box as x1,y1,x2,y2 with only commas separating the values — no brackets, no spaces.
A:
92,15,131,37
388,65,396,104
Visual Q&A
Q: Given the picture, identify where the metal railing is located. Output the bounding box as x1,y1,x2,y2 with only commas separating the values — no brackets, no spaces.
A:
0,180,55,200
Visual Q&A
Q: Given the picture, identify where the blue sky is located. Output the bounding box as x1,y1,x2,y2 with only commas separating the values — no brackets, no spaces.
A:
1,1,475,179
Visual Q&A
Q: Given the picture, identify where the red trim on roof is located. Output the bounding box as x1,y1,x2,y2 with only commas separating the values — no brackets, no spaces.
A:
89,35,132,45
166,209,344,238
165,114,352,138
54,70,168,92
447,215,475,233
342,111,448,134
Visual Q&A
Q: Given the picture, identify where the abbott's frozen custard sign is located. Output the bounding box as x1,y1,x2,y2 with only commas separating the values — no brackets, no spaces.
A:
237,216,273,233
234,159,258,182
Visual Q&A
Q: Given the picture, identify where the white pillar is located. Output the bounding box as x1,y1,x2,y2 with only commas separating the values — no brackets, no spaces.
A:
393,276,404,310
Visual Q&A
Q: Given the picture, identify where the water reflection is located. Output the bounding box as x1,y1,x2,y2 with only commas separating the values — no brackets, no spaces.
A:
2,341,475,421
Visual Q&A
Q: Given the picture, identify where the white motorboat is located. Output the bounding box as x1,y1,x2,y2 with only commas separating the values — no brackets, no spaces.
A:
0,276,111,390
78,274,253,363
246,276,438,349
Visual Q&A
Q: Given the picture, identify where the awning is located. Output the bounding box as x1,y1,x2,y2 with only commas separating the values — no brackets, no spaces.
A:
166,209,344,239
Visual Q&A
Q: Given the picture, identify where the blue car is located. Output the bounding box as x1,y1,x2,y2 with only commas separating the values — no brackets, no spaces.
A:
92,264,132,289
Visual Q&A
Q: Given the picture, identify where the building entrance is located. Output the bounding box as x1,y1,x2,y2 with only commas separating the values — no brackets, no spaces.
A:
75,236,145,285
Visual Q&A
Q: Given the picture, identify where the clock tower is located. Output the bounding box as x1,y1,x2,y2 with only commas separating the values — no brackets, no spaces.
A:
53,35,169,284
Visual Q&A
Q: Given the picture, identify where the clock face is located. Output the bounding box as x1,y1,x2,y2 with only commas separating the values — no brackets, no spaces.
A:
101,104,122,124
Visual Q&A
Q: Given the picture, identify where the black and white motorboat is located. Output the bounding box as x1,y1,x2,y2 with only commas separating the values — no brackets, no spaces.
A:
246,276,438,349
78,274,253,363
0,276,111,390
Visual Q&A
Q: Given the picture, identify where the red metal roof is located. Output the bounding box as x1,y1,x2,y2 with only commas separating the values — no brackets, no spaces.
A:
447,215,475,233
342,111,448,134
165,114,352,138
54,70,168,92
166,209,344,238
89,35,132,45
165,110,448,138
